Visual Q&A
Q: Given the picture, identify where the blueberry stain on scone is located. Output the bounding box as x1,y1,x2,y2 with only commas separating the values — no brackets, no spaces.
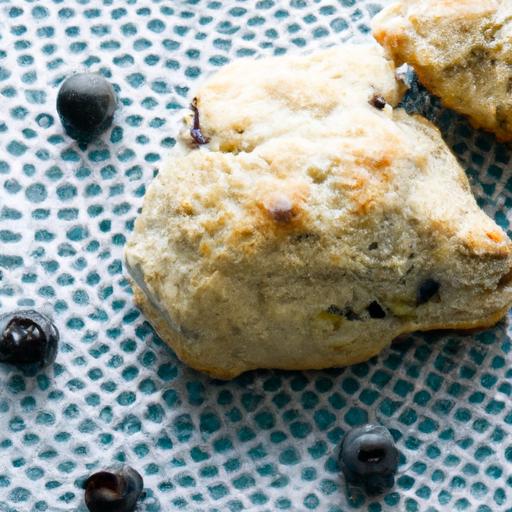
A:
125,45,512,379
262,193,301,225
189,97,209,145
327,305,360,322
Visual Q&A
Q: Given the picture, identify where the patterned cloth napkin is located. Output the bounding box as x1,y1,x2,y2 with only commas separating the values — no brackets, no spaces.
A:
0,1,511,510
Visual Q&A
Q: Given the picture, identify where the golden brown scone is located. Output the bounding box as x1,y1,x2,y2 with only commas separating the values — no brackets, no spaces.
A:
124,45,512,379
372,0,512,141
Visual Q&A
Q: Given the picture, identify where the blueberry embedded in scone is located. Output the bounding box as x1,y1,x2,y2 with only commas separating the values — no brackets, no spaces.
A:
125,45,512,379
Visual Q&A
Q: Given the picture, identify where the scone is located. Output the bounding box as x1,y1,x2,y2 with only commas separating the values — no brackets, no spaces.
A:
125,45,512,379
372,0,512,140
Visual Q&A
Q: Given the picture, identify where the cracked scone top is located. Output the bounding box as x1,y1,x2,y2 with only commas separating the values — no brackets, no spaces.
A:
372,0,512,141
125,45,512,379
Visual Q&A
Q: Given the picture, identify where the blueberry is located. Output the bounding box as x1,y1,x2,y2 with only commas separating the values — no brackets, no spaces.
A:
369,94,387,110
417,278,440,305
339,424,399,495
0,310,59,369
57,73,117,142
85,466,143,512
367,301,386,319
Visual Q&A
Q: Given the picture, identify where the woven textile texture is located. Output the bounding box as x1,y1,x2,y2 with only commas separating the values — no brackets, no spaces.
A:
1,0,512,511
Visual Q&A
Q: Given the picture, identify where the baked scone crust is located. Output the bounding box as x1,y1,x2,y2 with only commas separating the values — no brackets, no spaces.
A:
132,282,512,380
125,45,512,379
373,0,512,140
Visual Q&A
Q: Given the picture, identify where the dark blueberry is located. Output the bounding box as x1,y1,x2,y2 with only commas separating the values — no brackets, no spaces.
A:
85,466,143,512
369,94,387,110
190,97,209,145
327,305,344,316
344,307,360,321
57,73,117,142
367,301,386,319
339,424,399,495
416,278,440,305
0,310,59,369
326,305,360,321
368,242,378,250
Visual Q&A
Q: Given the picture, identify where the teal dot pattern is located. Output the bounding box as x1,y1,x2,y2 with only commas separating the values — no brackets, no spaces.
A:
1,0,512,510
